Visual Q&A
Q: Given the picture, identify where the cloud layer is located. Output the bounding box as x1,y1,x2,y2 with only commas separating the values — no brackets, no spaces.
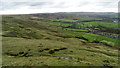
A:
0,0,119,14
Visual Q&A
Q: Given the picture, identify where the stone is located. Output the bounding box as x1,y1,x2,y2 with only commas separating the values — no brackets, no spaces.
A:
59,56,72,60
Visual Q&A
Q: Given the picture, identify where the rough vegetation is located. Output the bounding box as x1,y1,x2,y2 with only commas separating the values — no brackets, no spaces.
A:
2,12,119,66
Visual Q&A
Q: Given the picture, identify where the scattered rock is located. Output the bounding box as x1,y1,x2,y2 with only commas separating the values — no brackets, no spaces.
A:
25,52,34,57
19,52,24,54
54,49,60,51
40,61,44,64
28,49,31,51
86,62,92,65
49,50,55,54
53,47,67,51
19,25,24,28
103,60,110,63
59,56,72,60
10,53,18,56
59,47,67,50
22,52,29,57
44,37,51,39
44,48,50,50
38,49,44,52
90,54,95,56
5,52,18,56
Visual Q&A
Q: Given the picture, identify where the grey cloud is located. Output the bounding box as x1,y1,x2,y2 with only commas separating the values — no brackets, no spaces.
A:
29,2,53,9
0,2,26,10
0,2,53,10
78,2,90,7
0,0,118,14
49,2,68,8
96,2,118,8
28,2,49,6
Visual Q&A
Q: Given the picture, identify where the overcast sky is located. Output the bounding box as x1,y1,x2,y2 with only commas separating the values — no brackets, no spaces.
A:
0,0,119,14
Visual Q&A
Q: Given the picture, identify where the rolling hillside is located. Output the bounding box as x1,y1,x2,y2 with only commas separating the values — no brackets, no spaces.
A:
2,12,119,67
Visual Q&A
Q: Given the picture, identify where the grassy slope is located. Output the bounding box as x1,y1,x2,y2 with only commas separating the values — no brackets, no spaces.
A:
2,15,119,66
2,37,118,66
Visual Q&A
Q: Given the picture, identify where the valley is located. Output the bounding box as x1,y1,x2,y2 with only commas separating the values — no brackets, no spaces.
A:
1,12,120,66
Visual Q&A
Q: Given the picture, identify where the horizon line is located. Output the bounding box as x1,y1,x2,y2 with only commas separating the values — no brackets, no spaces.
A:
0,11,118,15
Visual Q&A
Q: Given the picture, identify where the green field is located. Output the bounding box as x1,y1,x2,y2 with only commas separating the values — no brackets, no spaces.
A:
79,17,103,21
49,22,72,27
75,21,119,29
49,18,78,22
61,31,119,47
65,28,88,32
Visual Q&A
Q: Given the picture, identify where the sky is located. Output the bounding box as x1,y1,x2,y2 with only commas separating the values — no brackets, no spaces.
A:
0,0,119,14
